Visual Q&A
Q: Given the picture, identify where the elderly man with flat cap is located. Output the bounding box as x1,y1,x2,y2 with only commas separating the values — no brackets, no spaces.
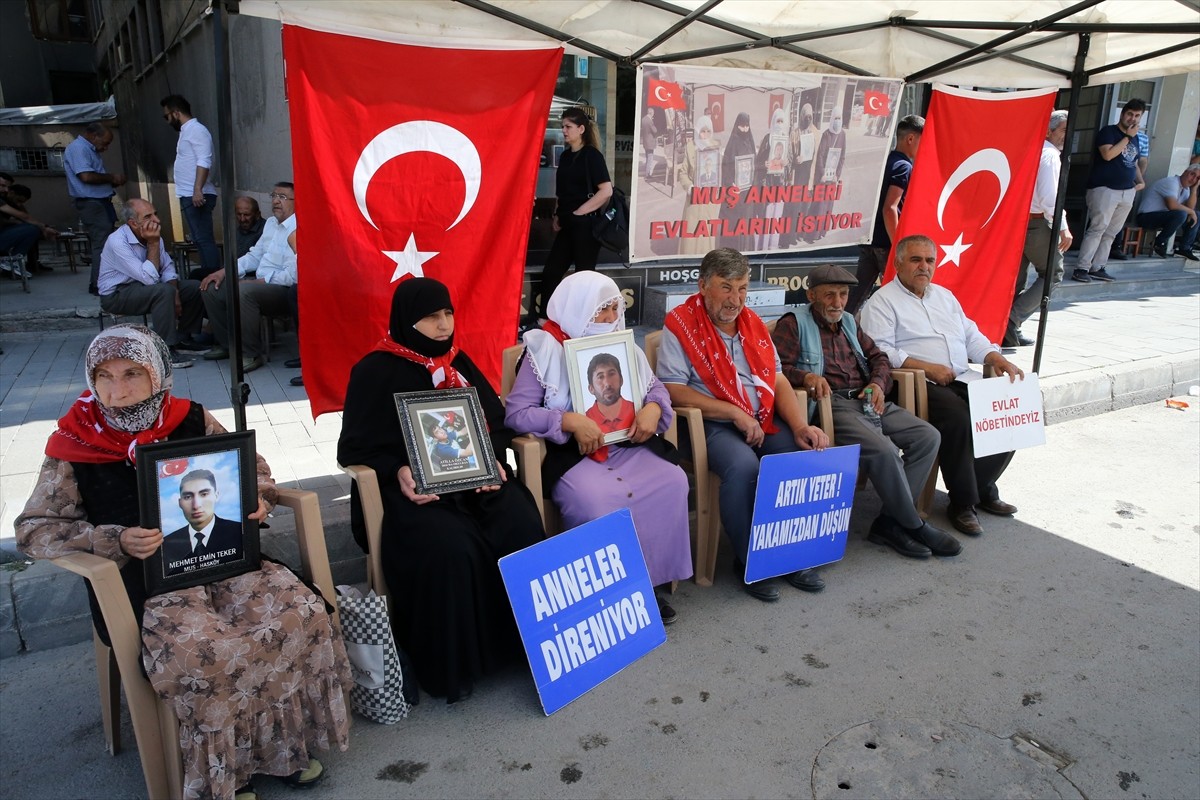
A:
771,264,961,558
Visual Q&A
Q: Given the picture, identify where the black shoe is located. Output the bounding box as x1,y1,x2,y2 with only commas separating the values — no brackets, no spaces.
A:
867,515,932,559
284,357,302,369
88,285,100,296
172,339,210,352
1108,248,1128,261
1070,269,1092,283
1089,268,1116,282
1153,245,1169,258
656,593,677,625
290,375,304,387
784,568,826,593
909,521,962,557
743,578,781,602
168,349,195,369
1176,249,1199,262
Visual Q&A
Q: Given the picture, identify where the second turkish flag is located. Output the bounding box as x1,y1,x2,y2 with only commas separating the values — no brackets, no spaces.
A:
284,25,561,416
887,85,1055,344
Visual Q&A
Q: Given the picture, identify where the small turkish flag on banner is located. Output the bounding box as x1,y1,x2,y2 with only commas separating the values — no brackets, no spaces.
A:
159,458,189,479
283,25,561,416
885,85,1055,343
768,93,785,120
863,90,891,116
648,79,686,110
708,93,725,132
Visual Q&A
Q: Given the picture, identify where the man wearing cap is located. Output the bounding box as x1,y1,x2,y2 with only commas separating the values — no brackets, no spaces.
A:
772,264,960,559
1136,164,1200,260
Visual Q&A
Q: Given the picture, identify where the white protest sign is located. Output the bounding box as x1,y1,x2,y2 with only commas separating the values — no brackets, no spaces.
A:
968,373,1046,458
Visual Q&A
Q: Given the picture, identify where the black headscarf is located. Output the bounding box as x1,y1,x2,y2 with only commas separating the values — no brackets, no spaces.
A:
388,277,455,357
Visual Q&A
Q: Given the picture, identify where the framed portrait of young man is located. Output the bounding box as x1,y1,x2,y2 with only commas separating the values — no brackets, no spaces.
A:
394,387,501,495
137,430,261,596
563,329,644,445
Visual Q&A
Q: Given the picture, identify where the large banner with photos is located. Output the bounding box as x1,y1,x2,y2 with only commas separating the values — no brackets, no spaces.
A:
630,64,903,262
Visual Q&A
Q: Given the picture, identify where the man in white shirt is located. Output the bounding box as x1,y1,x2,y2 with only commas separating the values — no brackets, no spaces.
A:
199,183,297,372
1005,110,1073,347
97,199,204,367
859,235,1024,537
162,95,220,280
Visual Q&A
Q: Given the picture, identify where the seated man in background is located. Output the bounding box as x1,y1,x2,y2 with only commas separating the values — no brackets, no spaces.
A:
656,247,830,603
1136,164,1199,260
0,173,57,276
97,199,204,367
235,195,266,258
200,182,297,373
772,264,959,559
859,235,1024,537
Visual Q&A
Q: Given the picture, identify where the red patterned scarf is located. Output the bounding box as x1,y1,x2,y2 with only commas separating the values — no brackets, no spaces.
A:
46,391,192,464
372,338,470,389
664,293,778,433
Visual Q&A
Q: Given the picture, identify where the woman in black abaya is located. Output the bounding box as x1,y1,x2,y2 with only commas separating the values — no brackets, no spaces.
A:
338,278,545,703
718,111,758,251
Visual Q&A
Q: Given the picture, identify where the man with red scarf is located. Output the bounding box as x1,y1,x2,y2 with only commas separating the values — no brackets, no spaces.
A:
656,248,830,602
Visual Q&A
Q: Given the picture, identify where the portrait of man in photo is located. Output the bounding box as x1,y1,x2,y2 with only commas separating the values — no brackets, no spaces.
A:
584,352,636,434
161,468,244,574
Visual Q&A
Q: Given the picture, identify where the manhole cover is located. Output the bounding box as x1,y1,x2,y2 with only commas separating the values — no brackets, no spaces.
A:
812,719,1082,799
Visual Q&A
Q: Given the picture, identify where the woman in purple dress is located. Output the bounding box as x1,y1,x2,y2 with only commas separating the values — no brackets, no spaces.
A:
506,271,693,623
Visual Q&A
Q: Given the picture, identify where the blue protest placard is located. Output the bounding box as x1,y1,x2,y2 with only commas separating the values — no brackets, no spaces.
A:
498,508,665,715
743,445,860,583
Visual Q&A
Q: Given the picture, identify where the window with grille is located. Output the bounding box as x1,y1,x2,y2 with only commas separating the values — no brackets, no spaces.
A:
0,147,67,174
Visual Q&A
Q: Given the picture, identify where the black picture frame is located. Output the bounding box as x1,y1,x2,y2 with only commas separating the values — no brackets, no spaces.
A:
137,430,261,596
394,387,501,495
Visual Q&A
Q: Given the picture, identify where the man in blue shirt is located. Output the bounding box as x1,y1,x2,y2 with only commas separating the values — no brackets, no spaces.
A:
63,122,126,295
1137,165,1200,260
1073,98,1147,283
97,199,204,367
848,115,923,314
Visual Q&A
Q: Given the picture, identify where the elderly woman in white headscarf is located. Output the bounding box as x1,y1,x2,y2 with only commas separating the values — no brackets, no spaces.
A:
680,113,720,256
506,272,693,623
811,109,848,242
755,105,792,250
15,324,351,800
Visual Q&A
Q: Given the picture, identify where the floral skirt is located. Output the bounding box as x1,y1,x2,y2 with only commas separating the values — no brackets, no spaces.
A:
141,560,352,800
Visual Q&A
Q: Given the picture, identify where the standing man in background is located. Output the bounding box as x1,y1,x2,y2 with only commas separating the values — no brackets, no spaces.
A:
162,95,219,281
1072,98,1146,283
1004,110,1073,348
848,115,924,314
63,122,125,295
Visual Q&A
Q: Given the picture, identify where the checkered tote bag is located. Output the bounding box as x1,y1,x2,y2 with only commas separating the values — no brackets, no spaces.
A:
336,585,411,723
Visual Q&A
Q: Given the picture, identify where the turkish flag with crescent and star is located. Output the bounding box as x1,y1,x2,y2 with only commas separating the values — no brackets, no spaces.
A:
863,90,891,116
885,85,1056,344
648,79,686,110
283,25,561,416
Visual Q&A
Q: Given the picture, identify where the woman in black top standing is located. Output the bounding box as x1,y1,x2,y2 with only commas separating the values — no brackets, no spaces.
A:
528,107,613,328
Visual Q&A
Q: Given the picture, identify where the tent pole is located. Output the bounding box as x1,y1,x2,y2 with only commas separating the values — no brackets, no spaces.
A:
1033,32,1089,375
213,0,248,430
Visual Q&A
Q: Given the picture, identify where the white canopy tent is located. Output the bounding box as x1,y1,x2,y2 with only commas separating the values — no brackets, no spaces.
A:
208,0,1197,424
238,0,1200,88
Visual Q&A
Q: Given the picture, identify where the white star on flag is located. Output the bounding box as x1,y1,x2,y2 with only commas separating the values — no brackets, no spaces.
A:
383,234,437,281
938,232,972,268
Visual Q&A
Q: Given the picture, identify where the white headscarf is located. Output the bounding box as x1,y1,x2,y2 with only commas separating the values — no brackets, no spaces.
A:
522,272,655,412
